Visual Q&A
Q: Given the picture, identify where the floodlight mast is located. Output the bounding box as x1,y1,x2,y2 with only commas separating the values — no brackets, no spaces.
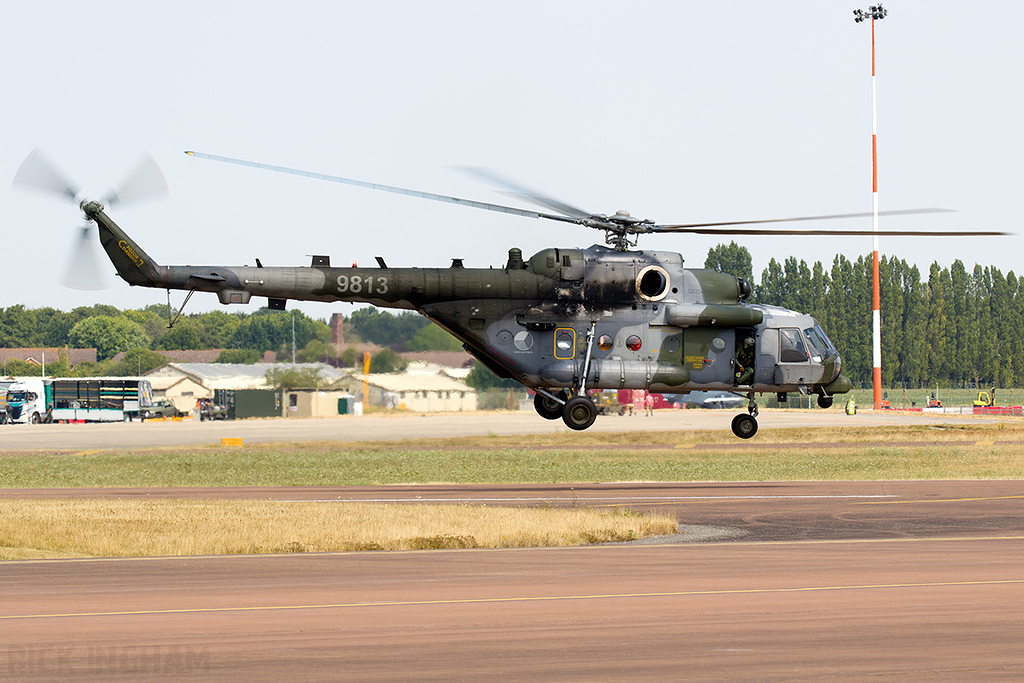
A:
854,4,887,410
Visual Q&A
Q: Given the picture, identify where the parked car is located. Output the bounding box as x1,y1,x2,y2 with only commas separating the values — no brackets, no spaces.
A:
142,399,186,420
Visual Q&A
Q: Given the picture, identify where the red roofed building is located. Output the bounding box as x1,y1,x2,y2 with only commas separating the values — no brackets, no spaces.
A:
0,347,96,368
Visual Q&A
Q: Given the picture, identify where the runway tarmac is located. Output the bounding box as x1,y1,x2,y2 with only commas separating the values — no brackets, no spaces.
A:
3,480,1024,680
2,413,1023,680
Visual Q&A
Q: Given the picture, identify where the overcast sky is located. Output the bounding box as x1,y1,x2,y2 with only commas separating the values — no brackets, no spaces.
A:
3,1,1021,320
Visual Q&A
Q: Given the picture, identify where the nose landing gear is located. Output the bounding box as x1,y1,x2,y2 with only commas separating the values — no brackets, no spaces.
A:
731,394,759,439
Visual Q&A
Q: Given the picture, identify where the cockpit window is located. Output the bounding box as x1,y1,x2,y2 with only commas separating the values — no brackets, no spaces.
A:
805,324,837,359
779,328,808,363
803,327,827,359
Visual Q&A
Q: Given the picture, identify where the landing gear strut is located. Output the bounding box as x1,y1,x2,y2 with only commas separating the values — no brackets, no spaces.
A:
557,322,600,431
731,393,759,439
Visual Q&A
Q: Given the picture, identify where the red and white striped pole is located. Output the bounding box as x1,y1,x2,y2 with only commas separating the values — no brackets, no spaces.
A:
855,4,887,410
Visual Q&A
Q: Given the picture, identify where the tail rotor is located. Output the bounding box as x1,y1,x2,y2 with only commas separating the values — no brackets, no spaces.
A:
13,149,167,290
63,224,107,291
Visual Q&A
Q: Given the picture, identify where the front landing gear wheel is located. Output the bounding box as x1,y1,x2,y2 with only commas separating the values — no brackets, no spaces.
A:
562,396,598,431
534,390,567,420
731,413,758,439
817,394,834,409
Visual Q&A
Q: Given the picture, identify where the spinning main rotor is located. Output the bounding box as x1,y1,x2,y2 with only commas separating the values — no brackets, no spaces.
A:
184,151,1004,250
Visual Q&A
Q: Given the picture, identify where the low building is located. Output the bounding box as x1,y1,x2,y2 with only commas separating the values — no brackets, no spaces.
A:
338,371,477,413
282,390,359,418
147,374,210,413
145,362,350,413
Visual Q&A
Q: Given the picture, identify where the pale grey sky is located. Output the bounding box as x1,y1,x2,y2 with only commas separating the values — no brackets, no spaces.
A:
3,1,1021,319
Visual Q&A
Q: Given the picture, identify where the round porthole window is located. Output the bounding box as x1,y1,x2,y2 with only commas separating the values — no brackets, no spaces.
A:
597,334,614,351
626,335,642,351
636,265,670,302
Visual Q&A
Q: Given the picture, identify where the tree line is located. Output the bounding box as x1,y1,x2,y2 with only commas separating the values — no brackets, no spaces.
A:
0,304,461,379
706,242,1024,389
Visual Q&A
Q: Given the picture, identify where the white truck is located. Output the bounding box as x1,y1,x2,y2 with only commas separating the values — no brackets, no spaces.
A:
5,379,52,424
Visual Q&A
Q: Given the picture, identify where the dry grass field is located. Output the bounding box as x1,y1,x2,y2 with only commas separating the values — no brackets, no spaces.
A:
0,500,678,560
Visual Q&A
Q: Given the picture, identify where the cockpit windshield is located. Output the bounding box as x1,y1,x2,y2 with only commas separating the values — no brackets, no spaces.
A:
804,325,837,359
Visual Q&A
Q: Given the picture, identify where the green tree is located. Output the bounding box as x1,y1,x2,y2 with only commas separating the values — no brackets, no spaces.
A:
0,305,39,348
782,257,812,314
1004,273,1024,387
1,359,43,376
264,366,326,390
758,258,785,306
878,256,904,387
102,347,172,376
809,261,828,322
704,242,753,283
406,324,463,352
899,261,927,387
33,307,78,347
229,310,325,354
340,347,364,368
348,309,428,347
154,321,203,350
465,360,520,389
194,311,245,348
68,316,151,362
296,339,340,364
950,260,974,386
370,348,408,374
215,349,263,364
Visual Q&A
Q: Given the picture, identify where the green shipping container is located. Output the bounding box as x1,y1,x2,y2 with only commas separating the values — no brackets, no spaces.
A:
215,389,282,419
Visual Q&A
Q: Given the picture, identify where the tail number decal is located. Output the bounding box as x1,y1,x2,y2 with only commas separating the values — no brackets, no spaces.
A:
337,275,388,295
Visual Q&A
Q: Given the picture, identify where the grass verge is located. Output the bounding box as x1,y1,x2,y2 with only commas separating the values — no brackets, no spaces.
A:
0,500,678,560
2,424,1024,487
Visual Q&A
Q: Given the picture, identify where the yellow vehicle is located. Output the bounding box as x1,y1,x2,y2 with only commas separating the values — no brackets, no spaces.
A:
973,390,995,408
591,391,627,416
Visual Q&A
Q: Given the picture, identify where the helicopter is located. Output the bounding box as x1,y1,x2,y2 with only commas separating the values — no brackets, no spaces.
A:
13,150,1001,438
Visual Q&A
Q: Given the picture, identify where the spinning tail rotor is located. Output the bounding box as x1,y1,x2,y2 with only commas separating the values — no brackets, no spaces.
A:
13,149,168,289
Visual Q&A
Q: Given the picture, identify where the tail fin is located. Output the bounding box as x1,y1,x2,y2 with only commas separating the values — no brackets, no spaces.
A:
81,201,161,287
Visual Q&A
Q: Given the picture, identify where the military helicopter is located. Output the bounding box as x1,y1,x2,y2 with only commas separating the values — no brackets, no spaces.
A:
14,150,998,438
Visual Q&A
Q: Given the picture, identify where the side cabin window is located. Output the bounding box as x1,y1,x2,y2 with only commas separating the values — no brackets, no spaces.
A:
779,328,808,363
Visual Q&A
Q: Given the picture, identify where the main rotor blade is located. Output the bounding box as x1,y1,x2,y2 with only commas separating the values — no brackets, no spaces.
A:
650,208,1008,236
13,148,80,202
101,153,169,206
650,225,1008,236
185,151,580,225
62,225,107,290
456,166,592,220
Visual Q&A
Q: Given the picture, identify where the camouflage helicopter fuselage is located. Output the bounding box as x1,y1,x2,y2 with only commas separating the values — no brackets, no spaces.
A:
85,200,851,427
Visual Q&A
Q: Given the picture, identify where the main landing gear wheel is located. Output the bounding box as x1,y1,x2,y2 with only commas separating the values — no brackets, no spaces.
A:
562,396,598,431
534,390,568,420
817,394,834,409
731,413,758,439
